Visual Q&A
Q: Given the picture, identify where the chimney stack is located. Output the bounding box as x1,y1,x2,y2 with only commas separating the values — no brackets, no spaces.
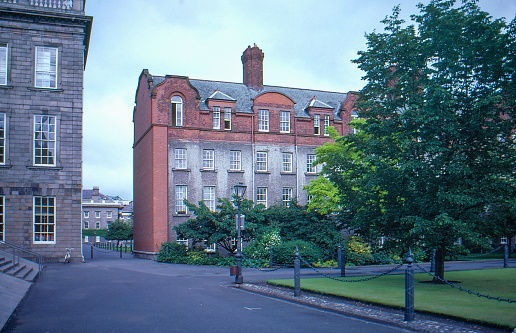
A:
241,44,264,90
93,186,100,197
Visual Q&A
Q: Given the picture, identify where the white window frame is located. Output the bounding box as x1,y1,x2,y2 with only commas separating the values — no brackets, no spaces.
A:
84,221,89,229
35,46,58,89
213,106,220,130
324,115,330,136
0,196,4,241
224,107,231,130
202,149,214,170
176,238,188,246
256,151,267,172
34,115,56,166
0,112,6,165
33,196,56,244
84,235,89,243
282,188,293,207
258,109,269,132
203,186,216,211
280,111,290,133
175,148,187,169
175,185,188,214
107,211,112,219
314,114,320,135
256,187,267,207
351,110,359,134
282,152,293,173
171,95,183,127
84,211,89,218
0,44,7,86
95,211,100,218
229,150,241,171
205,241,217,253
306,154,316,173
96,236,100,243
96,221,100,229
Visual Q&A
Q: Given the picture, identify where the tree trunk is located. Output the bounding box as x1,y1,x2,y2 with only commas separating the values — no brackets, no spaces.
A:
509,237,513,259
433,246,446,283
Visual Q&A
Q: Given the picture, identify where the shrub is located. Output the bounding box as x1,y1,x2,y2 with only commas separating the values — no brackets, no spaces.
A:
157,242,188,263
272,240,323,266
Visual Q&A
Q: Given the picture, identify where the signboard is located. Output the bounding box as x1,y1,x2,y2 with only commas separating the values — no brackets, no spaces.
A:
235,215,245,230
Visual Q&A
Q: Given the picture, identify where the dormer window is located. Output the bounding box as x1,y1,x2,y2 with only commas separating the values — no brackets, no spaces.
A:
171,96,183,127
314,114,320,135
213,106,220,130
224,107,231,130
351,110,359,134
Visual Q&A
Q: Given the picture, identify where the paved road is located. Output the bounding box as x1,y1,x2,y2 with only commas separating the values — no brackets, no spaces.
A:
3,246,413,333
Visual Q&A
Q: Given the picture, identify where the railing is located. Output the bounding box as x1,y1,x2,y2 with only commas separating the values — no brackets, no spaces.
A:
1,0,74,10
0,240,43,274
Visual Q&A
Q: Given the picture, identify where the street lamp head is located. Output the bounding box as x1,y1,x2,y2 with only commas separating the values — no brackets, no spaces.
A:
233,183,247,199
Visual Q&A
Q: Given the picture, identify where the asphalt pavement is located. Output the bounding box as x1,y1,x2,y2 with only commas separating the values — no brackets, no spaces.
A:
1,245,514,333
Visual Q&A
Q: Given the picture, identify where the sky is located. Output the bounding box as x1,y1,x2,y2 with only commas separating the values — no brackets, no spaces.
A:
82,0,516,200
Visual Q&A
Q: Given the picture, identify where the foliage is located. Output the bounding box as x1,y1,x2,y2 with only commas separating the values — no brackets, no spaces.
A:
272,240,323,266
243,227,281,261
307,0,516,280
105,220,133,243
264,201,342,259
174,198,266,253
82,228,108,237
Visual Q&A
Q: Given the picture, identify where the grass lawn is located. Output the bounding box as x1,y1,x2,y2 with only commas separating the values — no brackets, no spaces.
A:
267,268,516,329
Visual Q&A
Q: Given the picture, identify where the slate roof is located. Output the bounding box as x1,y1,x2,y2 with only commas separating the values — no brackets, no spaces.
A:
148,74,349,121
82,189,112,201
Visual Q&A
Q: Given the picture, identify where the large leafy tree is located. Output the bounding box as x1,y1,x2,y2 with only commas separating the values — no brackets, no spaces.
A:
175,198,266,253
106,220,134,248
309,0,516,281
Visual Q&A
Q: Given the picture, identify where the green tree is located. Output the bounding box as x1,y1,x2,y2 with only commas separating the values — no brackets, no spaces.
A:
105,220,134,248
174,198,266,253
309,0,516,281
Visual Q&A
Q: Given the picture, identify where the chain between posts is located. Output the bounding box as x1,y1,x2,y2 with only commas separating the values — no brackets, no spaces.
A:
299,254,404,283
414,263,515,304
242,254,286,272
455,245,503,258
91,245,117,253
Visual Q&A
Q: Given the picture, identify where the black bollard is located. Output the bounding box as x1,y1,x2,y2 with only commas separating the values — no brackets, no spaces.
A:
504,244,509,268
91,244,93,259
430,249,436,273
270,245,274,267
404,248,415,322
294,246,301,297
339,245,346,277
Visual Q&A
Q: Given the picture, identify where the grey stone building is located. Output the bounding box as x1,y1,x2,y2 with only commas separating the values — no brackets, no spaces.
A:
0,0,92,261
82,186,133,243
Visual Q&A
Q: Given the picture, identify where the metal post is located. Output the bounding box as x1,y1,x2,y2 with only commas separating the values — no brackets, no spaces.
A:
404,248,415,322
235,204,243,284
270,245,274,267
91,244,93,259
430,249,436,273
339,245,346,277
504,244,509,268
120,243,123,258
166,243,170,255
294,246,301,297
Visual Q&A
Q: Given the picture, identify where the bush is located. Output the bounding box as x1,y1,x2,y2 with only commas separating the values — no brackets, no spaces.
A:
157,242,188,263
272,240,323,266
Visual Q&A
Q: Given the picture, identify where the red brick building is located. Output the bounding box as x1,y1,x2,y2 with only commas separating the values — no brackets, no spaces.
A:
132,44,358,258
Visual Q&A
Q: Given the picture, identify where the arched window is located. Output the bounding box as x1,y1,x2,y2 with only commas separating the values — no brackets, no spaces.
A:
171,96,183,127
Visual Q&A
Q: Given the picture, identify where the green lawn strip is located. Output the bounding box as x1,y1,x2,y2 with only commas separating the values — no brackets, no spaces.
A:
267,268,516,329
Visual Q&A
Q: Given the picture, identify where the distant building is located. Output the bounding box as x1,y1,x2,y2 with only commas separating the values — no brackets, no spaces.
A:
132,44,358,258
82,186,133,243
0,0,92,261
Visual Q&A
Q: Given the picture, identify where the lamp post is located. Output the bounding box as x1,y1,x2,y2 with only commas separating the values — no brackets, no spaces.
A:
233,183,247,284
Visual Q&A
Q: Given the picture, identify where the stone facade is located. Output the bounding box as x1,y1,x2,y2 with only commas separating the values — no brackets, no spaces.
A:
133,45,358,257
0,0,92,261
82,186,132,243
